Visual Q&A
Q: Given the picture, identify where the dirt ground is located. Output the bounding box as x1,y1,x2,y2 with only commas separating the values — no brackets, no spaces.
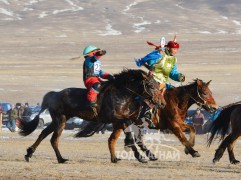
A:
0,129,241,180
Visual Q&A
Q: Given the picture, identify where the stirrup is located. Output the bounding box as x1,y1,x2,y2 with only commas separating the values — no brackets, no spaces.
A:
145,119,156,128
149,121,155,128
90,106,98,117
89,101,97,107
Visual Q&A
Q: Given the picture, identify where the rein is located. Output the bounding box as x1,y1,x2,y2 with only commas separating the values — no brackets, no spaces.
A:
143,79,153,97
179,83,207,107
126,79,151,99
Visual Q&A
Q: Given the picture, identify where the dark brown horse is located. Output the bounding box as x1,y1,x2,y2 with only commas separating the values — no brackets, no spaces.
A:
19,69,166,163
208,101,241,164
79,79,218,161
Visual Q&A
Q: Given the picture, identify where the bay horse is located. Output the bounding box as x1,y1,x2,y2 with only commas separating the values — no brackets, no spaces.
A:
78,79,218,161
207,101,241,164
19,69,166,163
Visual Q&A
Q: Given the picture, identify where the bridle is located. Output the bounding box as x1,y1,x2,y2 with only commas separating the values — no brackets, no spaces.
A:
126,78,157,101
143,78,154,97
180,83,213,109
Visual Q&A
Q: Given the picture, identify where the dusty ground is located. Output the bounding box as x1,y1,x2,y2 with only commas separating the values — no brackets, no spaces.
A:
0,129,241,179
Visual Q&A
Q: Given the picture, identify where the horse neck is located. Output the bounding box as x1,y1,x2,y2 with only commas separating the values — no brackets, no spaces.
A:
126,81,145,97
168,83,197,112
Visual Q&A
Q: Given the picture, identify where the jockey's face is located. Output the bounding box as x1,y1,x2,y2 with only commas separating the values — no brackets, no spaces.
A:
169,48,178,56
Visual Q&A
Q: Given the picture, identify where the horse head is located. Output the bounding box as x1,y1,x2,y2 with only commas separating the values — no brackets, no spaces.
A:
142,73,166,109
195,79,218,113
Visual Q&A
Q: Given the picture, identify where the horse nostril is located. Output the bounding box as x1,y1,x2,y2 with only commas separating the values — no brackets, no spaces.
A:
212,107,217,112
160,103,166,109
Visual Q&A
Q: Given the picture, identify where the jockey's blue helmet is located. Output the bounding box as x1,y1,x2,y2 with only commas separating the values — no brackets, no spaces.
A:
83,45,99,56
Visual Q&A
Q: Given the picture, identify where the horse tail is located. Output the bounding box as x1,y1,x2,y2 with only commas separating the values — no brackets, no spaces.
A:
75,121,107,137
207,105,237,146
19,91,55,136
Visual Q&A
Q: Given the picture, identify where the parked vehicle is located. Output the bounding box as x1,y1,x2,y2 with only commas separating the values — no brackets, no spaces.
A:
0,102,12,125
30,109,52,128
65,117,84,130
30,109,84,129
31,105,41,114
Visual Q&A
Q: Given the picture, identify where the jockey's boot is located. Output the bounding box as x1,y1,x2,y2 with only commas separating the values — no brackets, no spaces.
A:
143,111,155,128
89,100,97,108
124,120,135,151
88,100,98,117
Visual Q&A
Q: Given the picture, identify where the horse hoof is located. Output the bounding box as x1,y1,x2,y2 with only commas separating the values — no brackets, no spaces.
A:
184,148,189,155
231,160,240,165
25,155,30,162
191,151,200,158
111,158,121,163
58,158,69,163
138,158,148,163
213,158,218,164
149,157,158,161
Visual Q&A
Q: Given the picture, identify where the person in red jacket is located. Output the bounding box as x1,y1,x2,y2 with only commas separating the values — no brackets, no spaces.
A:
83,45,113,108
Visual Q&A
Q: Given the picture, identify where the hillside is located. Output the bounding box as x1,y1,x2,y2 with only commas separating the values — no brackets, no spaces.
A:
0,0,241,105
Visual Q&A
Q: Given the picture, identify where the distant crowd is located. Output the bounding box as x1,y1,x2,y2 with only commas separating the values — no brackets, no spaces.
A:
0,103,219,134
4,102,33,132
184,108,222,134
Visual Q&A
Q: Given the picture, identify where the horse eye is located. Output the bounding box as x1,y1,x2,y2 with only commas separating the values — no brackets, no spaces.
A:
203,91,208,96
149,84,154,89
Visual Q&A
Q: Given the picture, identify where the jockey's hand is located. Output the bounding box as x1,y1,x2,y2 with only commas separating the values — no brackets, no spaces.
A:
179,74,185,82
107,75,115,80
135,59,143,67
96,50,106,56
148,71,153,77
101,50,106,55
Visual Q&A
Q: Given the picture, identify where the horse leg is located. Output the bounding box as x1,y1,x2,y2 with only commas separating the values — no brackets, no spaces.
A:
171,124,200,157
123,124,149,163
124,132,135,152
108,123,123,163
227,134,240,164
213,134,232,164
129,143,148,163
50,115,67,163
123,120,135,151
25,122,55,162
136,141,157,161
135,128,158,161
126,128,148,163
180,123,196,154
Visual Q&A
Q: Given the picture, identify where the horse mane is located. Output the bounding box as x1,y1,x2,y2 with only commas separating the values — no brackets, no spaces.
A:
106,69,147,88
222,101,241,109
177,78,206,90
168,79,198,92
207,104,241,146
187,79,203,86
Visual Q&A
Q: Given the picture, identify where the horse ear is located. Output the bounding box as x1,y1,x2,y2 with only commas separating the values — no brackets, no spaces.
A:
141,73,148,80
206,80,212,86
196,79,202,86
159,83,165,90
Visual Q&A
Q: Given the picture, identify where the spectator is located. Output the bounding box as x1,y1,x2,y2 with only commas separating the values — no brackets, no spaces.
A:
192,108,205,134
184,116,193,125
22,103,32,122
15,102,23,120
7,105,17,132
0,106,2,130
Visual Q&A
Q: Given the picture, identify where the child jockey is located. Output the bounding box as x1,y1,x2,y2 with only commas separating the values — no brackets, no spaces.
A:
83,45,113,108
124,36,186,151
135,35,185,88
